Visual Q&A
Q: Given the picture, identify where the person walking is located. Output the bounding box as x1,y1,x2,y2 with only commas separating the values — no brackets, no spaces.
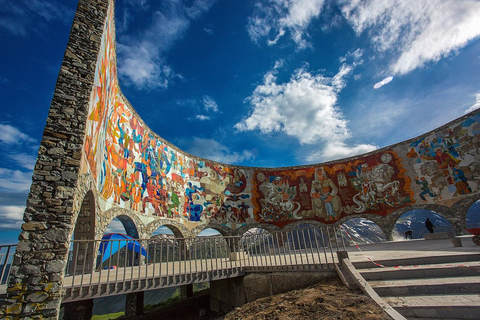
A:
425,218,435,233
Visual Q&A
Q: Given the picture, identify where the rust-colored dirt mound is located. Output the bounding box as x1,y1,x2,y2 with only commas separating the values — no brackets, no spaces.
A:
225,278,390,320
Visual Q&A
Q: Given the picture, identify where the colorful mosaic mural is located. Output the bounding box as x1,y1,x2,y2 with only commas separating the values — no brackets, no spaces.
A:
251,152,414,227
401,113,480,204
81,2,480,230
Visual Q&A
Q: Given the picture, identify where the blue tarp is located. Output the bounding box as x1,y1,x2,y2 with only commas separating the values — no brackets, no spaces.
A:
99,233,149,263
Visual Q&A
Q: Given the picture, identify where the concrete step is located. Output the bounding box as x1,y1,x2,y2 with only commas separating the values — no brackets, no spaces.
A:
370,276,480,296
383,294,480,319
352,253,480,270
360,261,480,281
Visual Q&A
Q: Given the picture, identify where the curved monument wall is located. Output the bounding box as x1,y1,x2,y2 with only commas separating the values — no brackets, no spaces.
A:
81,0,480,233
5,0,480,317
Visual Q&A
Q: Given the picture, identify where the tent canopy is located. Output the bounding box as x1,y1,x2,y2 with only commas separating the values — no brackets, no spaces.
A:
98,233,149,263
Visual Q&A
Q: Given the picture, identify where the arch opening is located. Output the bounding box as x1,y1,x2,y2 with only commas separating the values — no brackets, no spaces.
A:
466,200,480,229
197,228,221,237
70,191,96,275
151,224,184,238
393,209,454,240
100,215,143,269
339,218,387,244
192,228,230,261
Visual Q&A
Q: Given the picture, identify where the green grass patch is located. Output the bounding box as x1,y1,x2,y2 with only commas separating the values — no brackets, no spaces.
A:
91,311,124,320
144,288,180,312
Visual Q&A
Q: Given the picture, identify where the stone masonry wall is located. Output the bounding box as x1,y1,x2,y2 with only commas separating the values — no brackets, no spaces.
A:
3,0,109,318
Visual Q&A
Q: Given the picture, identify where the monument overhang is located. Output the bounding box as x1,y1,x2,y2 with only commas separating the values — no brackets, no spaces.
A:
76,0,480,234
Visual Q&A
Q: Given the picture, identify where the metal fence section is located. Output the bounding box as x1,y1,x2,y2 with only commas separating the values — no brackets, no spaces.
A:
0,245,16,293
2,226,344,302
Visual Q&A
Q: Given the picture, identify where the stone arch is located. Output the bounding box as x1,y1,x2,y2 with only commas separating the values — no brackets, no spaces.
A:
282,220,324,231
450,194,480,234
234,222,281,237
71,190,97,274
392,207,455,240
193,223,234,238
466,199,480,229
71,173,101,239
337,216,387,244
73,190,96,240
335,205,451,240
98,208,146,239
145,219,189,239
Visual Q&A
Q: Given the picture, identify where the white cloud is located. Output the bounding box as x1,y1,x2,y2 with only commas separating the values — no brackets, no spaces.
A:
247,0,325,49
7,154,37,171
236,64,353,145
203,95,219,112
236,59,377,162
195,115,211,121
0,205,25,230
465,93,480,114
204,27,214,35
0,169,32,192
340,48,364,64
373,76,394,89
105,218,127,234
339,0,480,75
186,137,255,164
117,0,217,89
0,124,35,144
306,142,377,163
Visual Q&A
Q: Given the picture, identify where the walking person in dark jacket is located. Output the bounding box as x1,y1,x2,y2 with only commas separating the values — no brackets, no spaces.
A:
425,218,435,233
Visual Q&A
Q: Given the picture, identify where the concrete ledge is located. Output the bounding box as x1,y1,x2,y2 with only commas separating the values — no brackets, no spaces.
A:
242,271,336,303
341,258,406,320
424,232,454,240
451,237,463,247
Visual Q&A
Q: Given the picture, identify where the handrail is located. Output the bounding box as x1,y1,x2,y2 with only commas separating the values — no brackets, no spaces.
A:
61,226,344,301
0,244,17,288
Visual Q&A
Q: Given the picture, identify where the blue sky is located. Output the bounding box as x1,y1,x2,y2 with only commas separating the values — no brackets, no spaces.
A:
1,0,480,244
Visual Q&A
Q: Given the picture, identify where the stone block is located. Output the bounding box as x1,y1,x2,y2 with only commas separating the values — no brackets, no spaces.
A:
450,237,463,247
22,222,47,231
16,241,32,252
45,260,65,273
26,292,49,303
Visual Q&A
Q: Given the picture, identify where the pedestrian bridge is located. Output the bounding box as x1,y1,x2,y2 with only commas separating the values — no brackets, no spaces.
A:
1,226,344,303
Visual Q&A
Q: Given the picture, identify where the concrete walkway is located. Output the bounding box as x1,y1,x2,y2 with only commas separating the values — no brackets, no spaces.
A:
344,235,480,320
346,235,479,264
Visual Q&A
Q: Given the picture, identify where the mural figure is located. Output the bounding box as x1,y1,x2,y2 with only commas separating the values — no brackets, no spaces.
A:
351,162,403,212
258,175,301,222
311,168,341,220
408,117,480,201
452,166,471,195
415,176,437,201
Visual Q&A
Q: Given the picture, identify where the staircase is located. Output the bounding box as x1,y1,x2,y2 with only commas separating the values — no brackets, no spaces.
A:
353,253,480,320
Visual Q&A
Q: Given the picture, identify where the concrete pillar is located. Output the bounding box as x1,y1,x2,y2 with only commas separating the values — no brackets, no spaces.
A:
210,277,246,313
125,291,144,318
337,250,349,266
180,284,194,298
62,299,93,320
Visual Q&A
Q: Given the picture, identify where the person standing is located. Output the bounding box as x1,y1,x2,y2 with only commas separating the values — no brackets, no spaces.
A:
425,218,435,233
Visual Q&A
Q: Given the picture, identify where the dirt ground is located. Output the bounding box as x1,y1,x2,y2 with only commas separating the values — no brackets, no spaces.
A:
224,277,390,320
128,277,390,320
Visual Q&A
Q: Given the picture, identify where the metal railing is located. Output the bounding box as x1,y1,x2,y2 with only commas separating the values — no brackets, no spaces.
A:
0,245,16,290
62,226,344,302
